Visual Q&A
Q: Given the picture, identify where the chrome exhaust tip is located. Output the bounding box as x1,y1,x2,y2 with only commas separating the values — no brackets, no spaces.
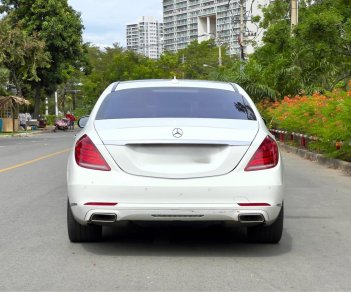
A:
238,214,265,223
90,213,117,223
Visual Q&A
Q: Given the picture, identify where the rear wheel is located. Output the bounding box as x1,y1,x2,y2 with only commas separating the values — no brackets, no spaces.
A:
247,205,284,244
67,201,102,242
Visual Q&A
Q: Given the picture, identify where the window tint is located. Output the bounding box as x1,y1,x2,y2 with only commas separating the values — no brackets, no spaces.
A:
96,87,256,120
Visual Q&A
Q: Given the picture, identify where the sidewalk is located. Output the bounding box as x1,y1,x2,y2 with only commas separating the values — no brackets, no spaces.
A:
279,142,351,176
0,125,56,138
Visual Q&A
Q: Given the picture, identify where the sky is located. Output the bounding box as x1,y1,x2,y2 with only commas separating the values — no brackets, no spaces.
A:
68,0,163,48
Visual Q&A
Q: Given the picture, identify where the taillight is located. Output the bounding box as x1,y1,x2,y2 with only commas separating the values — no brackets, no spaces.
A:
238,203,271,206
245,136,279,171
75,134,111,171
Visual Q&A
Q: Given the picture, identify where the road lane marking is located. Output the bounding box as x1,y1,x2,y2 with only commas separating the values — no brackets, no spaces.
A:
0,148,71,173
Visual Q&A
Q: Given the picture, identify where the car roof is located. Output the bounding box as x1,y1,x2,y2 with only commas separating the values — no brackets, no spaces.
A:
113,79,238,92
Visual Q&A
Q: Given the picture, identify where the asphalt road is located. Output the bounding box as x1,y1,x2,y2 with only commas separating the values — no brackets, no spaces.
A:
0,131,351,291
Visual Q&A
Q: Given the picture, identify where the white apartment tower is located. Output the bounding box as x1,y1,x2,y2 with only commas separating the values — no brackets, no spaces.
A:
163,0,273,57
126,16,164,59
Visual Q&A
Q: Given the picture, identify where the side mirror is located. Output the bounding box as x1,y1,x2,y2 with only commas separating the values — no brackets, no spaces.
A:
77,116,89,128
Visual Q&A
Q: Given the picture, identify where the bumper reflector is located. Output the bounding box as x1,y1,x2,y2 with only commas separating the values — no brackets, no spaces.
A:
238,203,271,207
84,202,118,206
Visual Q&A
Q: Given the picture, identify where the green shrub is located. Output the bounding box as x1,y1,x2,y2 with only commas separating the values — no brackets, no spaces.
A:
45,115,56,125
258,88,351,161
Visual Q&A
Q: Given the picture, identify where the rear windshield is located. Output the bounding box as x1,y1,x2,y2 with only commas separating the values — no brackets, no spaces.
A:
96,87,256,120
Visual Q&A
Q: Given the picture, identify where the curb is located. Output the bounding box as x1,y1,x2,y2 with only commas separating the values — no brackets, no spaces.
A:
279,143,351,176
0,127,56,138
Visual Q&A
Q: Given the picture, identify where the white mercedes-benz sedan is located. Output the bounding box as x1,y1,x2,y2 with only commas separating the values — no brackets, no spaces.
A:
67,79,284,243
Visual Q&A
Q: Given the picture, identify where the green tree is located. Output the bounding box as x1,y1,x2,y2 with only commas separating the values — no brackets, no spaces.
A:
250,0,351,97
0,66,9,95
177,39,228,79
77,44,165,115
294,1,351,90
0,17,49,96
157,52,182,78
77,40,243,114
1,0,86,117
214,59,277,101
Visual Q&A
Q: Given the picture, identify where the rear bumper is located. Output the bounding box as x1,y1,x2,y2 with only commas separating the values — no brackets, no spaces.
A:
67,149,284,225
68,181,283,225
72,203,282,226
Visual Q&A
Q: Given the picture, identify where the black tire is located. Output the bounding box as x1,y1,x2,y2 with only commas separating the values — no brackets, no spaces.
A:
67,201,102,242
247,205,284,244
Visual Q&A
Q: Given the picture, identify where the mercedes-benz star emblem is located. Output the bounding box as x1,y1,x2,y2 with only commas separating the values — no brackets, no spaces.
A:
172,128,183,138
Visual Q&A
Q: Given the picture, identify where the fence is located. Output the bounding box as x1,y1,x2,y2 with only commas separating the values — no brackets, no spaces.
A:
270,129,342,150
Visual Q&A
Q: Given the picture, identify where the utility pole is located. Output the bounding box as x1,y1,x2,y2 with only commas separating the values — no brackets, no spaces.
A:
45,97,48,116
239,0,245,62
181,54,185,79
54,91,58,117
291,0,298,30
218,44,222,66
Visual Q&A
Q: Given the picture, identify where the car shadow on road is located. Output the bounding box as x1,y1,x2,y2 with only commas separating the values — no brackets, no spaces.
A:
82,221,292,257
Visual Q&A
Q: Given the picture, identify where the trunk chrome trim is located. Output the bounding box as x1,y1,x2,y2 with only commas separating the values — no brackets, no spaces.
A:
103,139,251,146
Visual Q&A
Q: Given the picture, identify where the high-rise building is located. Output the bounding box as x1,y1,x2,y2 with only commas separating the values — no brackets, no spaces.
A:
126,16,164,59
163,0,273,57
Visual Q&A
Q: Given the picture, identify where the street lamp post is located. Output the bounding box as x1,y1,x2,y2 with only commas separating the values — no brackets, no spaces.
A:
198,32,223,67
291,0,298,30
218,44,223,67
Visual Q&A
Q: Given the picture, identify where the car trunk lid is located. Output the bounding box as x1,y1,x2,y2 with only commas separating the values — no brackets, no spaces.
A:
95,119,258,179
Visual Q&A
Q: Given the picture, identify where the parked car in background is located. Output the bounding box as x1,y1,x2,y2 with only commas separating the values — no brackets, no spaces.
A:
67,79,284,243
